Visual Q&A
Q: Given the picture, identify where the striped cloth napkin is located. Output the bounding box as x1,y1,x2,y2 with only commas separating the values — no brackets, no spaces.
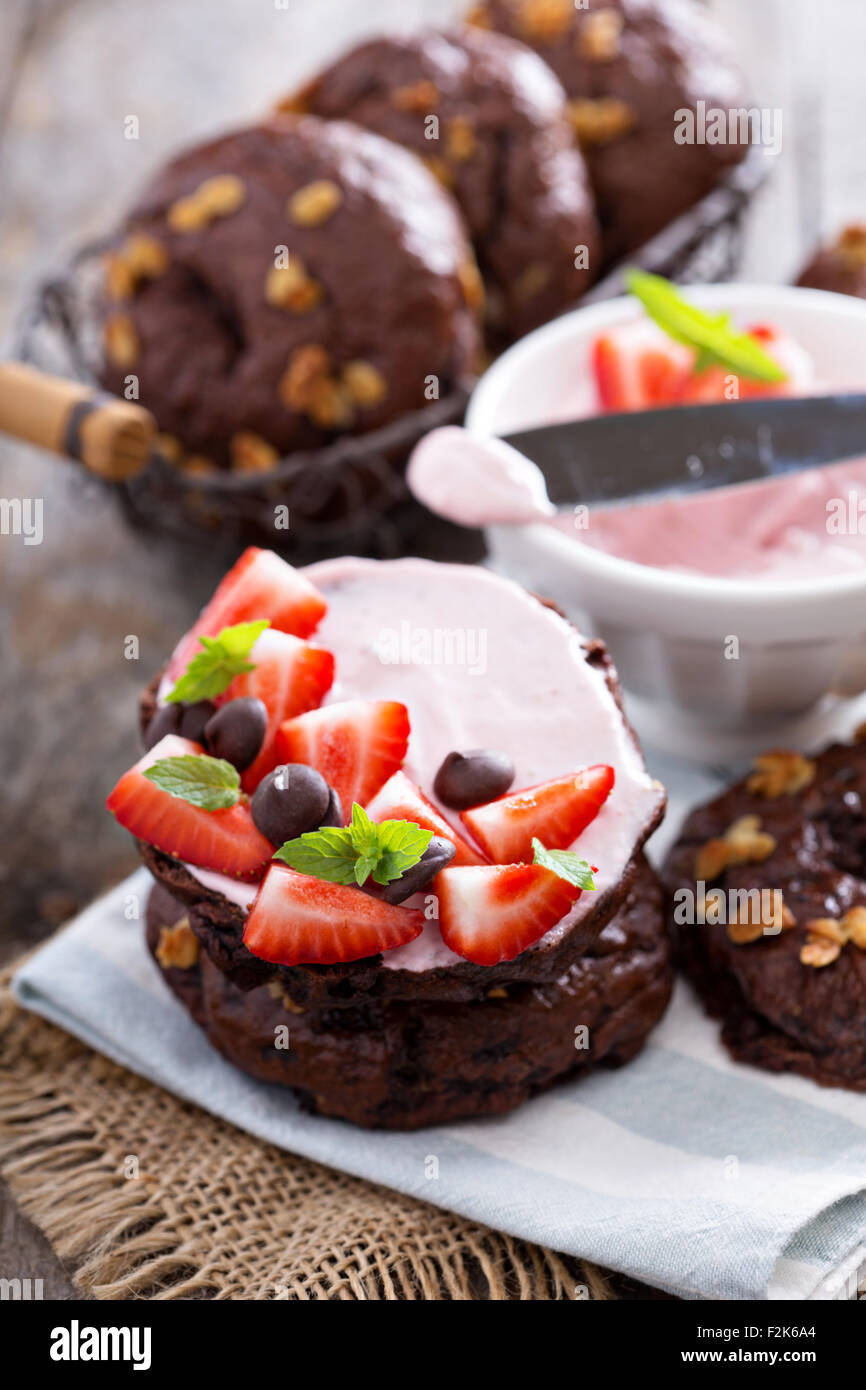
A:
13,712,866,1301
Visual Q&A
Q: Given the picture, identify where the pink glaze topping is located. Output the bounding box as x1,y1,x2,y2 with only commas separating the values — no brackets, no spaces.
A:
184,558,663,972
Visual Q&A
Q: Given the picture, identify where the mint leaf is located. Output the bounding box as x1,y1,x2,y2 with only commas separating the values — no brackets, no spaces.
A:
144,754,241,810
532,838,596,890
275,808,432,888
274,826,358,884
166,619,270,703
372,819,432,885
349,803,379,857
626,270,788,384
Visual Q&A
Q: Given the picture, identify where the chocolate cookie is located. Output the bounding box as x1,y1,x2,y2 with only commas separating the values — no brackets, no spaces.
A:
146,854,672,1128
284,27,599,343
467,0,748,262
99,116,481,471
797,225,866,301
663,739,866,1091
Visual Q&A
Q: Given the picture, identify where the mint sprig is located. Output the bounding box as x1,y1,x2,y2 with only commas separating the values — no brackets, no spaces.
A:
144,754,241,810
532,838,596,890
626,269,788,384
166,619,270,703
275,806,432,888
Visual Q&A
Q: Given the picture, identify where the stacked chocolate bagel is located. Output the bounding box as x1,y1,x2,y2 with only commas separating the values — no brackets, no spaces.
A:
111,551,674,1128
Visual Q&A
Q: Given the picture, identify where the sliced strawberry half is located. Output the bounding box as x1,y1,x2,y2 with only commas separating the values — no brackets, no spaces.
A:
593,321,692,413
243,863,424,965
365,771,486,866
221,629,335,792
436,863,582,965
106,734,273,880
166,547,327,682
460,765,614,865
275,700,410,821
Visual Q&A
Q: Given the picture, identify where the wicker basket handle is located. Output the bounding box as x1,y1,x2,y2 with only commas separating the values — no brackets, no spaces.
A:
0,361,156,481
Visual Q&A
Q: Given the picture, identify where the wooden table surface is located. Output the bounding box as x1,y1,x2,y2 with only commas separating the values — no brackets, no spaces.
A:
1,0,864,1299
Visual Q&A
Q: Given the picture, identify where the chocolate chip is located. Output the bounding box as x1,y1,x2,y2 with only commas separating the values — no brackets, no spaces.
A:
319,786,343,828
433,749,515,810
204,697,267,771
178,700,218,743
362,834,456,904
144,702,183,750
251,763,331,847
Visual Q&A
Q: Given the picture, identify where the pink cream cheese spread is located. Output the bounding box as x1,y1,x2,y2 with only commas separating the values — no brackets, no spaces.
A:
407,427,866,583
556,458,866,581
174,558,664,972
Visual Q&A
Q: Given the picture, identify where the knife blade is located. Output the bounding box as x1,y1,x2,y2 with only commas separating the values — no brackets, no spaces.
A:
502,393,866,506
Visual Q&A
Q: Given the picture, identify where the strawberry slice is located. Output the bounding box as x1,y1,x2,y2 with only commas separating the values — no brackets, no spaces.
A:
275,700,410,821
106,735,273,880
436,863,582,965
244,863,424,965
365,771,486,866
166,547,327,682
593,321,692,413
460,765,614,865
222,629,335,792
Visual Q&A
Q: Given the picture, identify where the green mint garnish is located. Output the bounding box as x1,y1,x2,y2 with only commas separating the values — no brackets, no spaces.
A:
166,619,270,703
626,269,788,384
532,838,596,890
275,806,432,888
144,754,241,811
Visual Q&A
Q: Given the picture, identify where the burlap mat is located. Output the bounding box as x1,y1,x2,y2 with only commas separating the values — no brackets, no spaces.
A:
0,965,630,1301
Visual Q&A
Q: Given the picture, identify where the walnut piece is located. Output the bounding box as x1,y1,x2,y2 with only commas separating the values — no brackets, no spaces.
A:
800,906,866,966
567,97,635,146
423,155,455,189
156,918,200,970
458,259,485,312
265,258,324,313
288,179,343,226
392,80,439,112
167,174,246,231
747,749,816,798
230,431,280,474
342,360,388,408
578,8,624,62
105,233,169,300
278,345,355,429
103,313,139,367
694,814,777,881
447,116,478,162
518,0,573,42
726,895,795,944
836,224,866,270
800,937,841,968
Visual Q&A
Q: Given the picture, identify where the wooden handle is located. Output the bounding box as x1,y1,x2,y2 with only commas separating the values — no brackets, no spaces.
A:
0,362,156,482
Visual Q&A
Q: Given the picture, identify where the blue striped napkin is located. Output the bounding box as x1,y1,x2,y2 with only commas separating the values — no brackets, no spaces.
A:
13,847,866,1301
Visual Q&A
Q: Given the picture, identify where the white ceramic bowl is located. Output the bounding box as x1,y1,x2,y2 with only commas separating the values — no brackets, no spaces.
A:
465,285,866,729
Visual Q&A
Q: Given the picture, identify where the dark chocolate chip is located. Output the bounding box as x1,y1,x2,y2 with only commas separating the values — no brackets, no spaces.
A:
251,763,331,847
319,786,343,828
144,702,182,750
362,834,456,904
204,697,267,771
433,749,515,810
178,699,218,744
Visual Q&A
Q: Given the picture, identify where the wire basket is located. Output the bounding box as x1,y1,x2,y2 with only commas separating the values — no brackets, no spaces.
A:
18,146,769,560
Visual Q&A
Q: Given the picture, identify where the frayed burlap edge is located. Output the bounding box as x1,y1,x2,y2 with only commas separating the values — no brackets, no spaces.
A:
0,963,622,1301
